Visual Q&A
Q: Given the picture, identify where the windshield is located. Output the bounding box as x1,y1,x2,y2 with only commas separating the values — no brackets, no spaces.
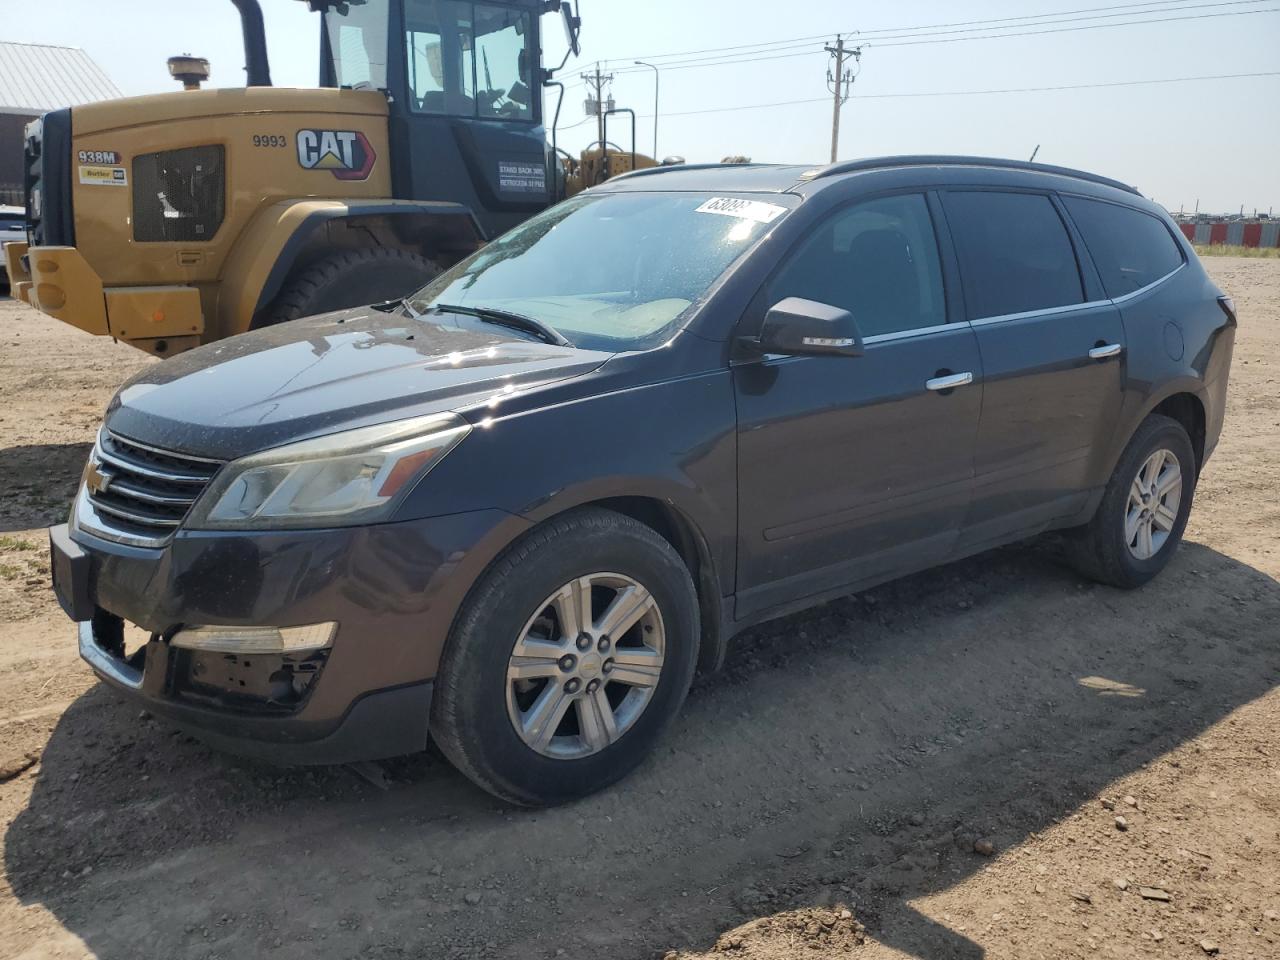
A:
408,192,793,351
406,1,535,121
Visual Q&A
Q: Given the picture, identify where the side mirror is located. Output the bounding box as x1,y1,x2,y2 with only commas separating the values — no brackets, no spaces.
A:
755,297,864,357
560,2,582,57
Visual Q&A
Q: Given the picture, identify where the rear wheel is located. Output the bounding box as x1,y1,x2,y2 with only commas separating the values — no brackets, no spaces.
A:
431,508,699,806
260,247,440,326
1066,414,1196,588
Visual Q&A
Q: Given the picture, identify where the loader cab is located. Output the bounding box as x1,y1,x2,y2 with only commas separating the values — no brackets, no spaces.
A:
318,0,558,239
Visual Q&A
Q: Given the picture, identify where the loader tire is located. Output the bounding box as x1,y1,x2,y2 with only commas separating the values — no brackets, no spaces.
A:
260,247,441,326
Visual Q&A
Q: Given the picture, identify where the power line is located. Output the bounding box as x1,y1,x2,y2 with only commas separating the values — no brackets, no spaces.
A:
607,70,1280,120
841,0,1262,34
612,4,1274,72
607,4,1277,74
871,3,1279,47
616,0,1249,63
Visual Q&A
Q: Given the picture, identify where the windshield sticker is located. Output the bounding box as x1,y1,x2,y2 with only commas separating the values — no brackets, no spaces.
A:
79,165,127,186
695,197,787,223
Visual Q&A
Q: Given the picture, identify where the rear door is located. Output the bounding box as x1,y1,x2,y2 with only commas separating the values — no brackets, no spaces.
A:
940,189,1127,551
733,192,983,619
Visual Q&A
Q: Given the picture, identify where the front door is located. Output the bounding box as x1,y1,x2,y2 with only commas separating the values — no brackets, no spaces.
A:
733,192,983,620
939,189,1128,550
393,0,550,238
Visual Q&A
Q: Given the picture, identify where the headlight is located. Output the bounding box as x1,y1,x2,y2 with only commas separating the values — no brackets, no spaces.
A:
186,413,470,529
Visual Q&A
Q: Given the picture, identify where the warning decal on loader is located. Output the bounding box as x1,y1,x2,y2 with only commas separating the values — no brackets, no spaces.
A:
498,160,546,194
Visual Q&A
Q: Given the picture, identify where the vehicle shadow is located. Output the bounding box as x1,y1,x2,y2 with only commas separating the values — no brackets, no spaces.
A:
0,442,91,533
4,537,1278,959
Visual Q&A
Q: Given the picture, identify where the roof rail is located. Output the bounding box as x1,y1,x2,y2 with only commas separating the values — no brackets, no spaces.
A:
804,155,1141,196
605,162,777,184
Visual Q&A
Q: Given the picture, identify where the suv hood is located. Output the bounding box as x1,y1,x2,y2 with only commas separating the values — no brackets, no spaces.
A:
105,306,612,460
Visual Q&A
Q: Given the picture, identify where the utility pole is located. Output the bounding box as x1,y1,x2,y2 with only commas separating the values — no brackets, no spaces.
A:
825,35,861,163
581,64,615,152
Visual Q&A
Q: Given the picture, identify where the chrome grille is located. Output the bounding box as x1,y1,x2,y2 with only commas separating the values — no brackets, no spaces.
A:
81,431,222,544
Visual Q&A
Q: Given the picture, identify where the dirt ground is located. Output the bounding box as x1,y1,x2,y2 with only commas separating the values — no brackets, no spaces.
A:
0,258,1277,960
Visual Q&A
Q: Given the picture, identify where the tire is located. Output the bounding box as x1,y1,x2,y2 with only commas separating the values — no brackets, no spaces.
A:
259,247,440,326
430,507,699,806
1066,414,1197,589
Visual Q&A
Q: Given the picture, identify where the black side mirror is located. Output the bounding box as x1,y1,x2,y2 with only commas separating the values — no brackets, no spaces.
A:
755,297,864,357
560,2,582,56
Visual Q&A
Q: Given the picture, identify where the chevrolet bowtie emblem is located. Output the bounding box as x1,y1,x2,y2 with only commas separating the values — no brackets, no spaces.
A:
85,460,114,496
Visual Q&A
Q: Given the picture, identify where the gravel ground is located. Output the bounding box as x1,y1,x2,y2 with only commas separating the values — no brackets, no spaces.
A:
0,258,1277,960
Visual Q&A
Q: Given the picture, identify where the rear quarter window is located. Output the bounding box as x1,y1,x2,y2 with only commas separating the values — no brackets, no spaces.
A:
942,191,1084,320
1062,196,1184,298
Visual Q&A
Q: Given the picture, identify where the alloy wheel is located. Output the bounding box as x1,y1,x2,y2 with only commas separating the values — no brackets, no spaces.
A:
505,572,666,759
1125,447,1183,560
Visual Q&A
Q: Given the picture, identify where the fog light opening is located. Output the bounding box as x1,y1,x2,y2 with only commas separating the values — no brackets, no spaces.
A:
169,622,336,654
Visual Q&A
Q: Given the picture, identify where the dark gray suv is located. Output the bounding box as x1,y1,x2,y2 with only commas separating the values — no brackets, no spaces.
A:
51,156,1235,805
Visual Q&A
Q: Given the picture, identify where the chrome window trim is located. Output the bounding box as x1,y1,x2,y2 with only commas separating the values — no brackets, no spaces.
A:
969,300,1105,327
863,322,957,344
1108,261,1185,305
969,260,1186,328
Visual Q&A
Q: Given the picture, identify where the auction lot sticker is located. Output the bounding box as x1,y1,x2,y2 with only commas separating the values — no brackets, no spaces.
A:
695,196,787,223
79,165,128,186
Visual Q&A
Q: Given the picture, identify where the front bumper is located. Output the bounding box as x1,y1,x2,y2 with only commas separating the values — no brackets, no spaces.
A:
77,617,433,764
4,242,204,355
56,507,530,764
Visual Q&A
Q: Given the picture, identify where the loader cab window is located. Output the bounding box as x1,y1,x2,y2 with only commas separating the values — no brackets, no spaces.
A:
405,0,534,121
323,0,390,90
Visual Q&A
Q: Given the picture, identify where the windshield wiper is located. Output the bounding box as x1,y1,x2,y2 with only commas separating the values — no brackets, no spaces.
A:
431,303,570,346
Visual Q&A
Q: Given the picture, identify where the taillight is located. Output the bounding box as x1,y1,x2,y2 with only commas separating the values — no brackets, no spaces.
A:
1217,295,1237,325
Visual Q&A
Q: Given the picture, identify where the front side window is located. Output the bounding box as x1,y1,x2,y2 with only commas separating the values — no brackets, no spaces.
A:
408,192,791,350
943,191,1084,320
324,0,390,90
406,0,534,120
767,193,947,338
1062,196,1184,298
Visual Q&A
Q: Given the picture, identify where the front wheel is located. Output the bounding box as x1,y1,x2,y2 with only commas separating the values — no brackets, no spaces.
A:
430,508,699,805
259,247,440,326
1066,413,1197,588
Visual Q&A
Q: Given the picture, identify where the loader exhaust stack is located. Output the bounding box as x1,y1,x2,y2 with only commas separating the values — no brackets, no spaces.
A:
230,0,272,86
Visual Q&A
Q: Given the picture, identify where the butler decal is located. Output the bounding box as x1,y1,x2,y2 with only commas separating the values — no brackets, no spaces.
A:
296,129,376,180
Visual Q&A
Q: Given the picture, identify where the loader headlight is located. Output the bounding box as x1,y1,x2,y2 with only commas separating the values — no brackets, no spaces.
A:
186,413,470,529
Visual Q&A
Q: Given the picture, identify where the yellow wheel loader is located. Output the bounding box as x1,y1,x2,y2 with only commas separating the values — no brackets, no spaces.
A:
3,0,657,357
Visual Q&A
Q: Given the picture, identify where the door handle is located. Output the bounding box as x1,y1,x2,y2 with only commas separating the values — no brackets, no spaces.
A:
1088,343,1123,360
925,371,974,391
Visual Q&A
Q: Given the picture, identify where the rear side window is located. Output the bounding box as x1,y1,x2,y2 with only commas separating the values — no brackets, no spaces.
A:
943,191,1083,320
767,193,947,337
1062,196,1183,298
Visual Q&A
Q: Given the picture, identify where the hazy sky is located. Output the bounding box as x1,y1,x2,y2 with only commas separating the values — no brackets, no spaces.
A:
11,0,1279,213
